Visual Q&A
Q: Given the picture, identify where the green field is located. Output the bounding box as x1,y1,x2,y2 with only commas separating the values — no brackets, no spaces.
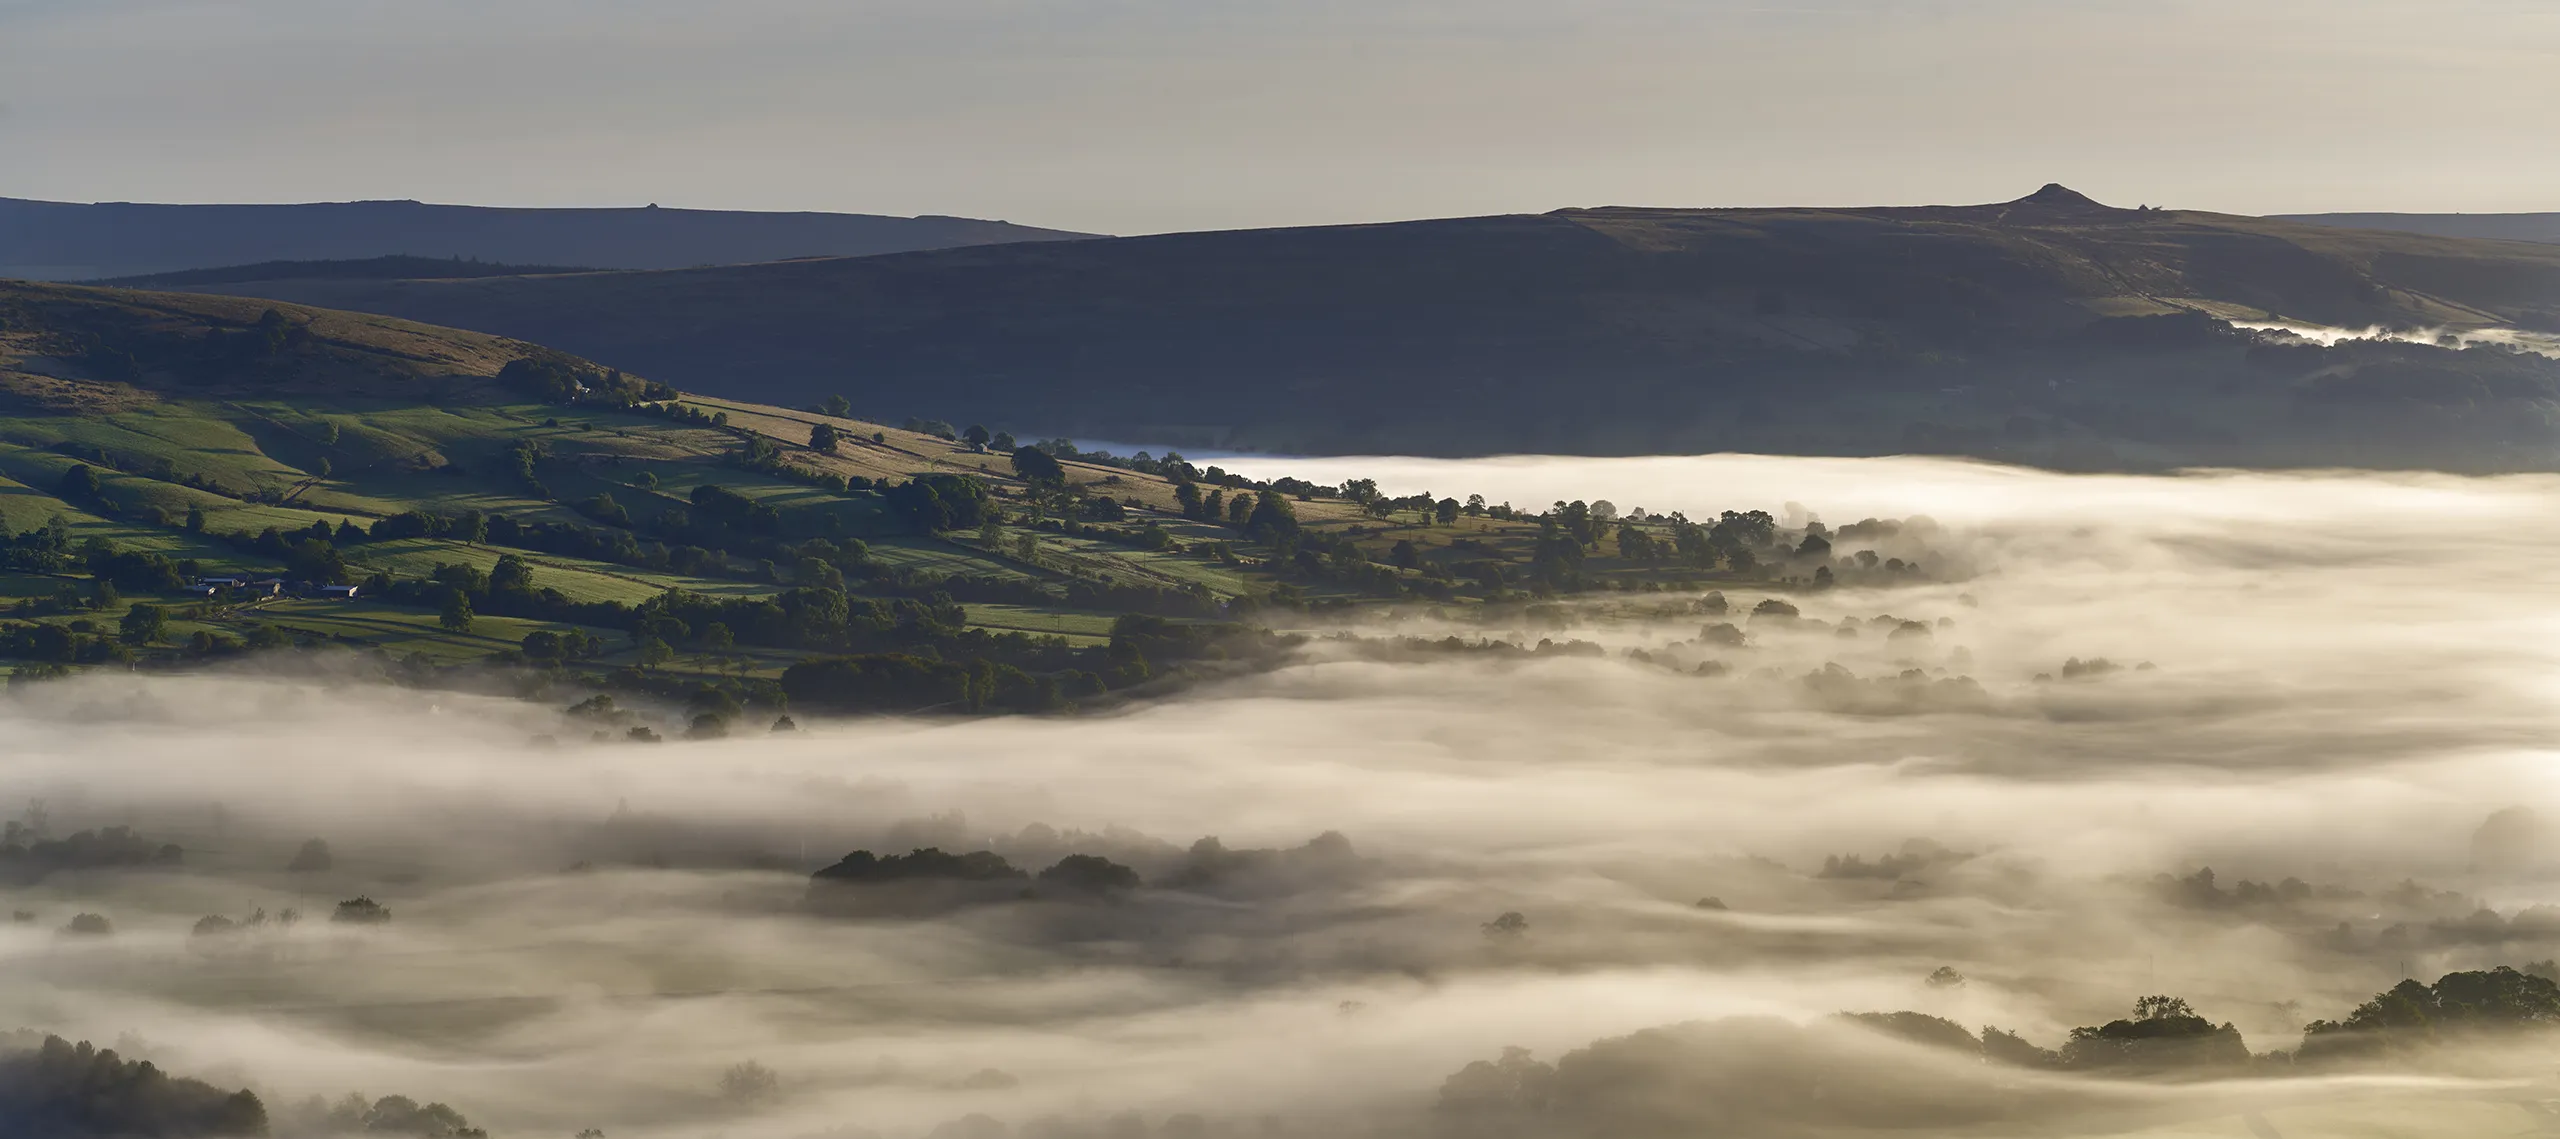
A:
0,276,1714,692
964,603,1116,644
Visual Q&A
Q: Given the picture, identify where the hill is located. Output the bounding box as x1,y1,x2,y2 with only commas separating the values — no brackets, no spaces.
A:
2278,211,2560,246
150,187,2560,469
0,196,1094,282
99,254,599,288
0,279,1808,715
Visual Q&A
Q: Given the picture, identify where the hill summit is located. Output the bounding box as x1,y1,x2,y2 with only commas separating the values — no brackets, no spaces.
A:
2011,183,2110,209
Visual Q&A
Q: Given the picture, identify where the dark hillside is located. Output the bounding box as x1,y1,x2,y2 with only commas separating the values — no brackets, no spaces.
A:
151,188,2560,468
0,196,1094,281
2278,211,2560,246
101,255,598,288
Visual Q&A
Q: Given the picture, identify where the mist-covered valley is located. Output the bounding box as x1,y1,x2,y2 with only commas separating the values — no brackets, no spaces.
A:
11,453,2560,1139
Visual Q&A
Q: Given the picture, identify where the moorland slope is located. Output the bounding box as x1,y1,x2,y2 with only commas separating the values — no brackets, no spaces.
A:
155,187,2560,468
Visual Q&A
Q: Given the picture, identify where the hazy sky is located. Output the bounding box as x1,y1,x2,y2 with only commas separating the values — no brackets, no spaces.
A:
5,0,2557,234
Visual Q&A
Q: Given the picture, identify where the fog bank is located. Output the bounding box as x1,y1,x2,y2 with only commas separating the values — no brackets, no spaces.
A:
8,454,2560,1137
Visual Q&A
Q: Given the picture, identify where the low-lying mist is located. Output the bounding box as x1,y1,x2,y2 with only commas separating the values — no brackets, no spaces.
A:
10,454,2560,1138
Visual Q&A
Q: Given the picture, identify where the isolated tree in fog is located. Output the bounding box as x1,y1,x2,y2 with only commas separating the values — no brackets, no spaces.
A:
287,839,333,873
809,422,841,454
719,1061,781,1105
332,897,391,924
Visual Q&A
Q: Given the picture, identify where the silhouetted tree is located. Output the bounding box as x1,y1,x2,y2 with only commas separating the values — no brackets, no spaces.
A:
1010,446,1066,486
286,838,333,873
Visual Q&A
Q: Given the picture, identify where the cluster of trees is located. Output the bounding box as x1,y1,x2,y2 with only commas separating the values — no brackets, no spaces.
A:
774,616,1287,717
0,825,181,885
496,356,677,407
779,652,1102,716
276,1093,485,1139
1439,966,2560,1138
884,473,992,533
806,845,1144,915
0,1031,486,1137
0,1035,266,1138
51,305,331,388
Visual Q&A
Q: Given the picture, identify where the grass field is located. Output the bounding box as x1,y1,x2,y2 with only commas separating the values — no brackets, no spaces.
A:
963,603,1116,644
0,277,1647,681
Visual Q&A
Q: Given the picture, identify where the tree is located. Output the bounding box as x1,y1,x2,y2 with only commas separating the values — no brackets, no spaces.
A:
118,604,167,645
782,653,974,712
1482,911,1529,942
1038,854,1141,893
990,431,1016,451
1244,490,1299,541
57,464,100,502
2060,995,2248,1071
489,554,535,595
793,556,843,592
719,1061,781,1105
809,422,841,454
2301,966,2560,1061
1436,497,1461,524
637,636,674,671
183,505,205,533
437,590,474,633
286,838,333,873
1389,539,1420,570
884,474,991,532
1010,445,1066,486
522,630,566,662
331,897,391,924
821,394,852,417
963,424,991,448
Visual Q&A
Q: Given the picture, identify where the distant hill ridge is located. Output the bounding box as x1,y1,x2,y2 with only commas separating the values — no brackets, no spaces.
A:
2278,211,2560,246
0,196,1097,281
99,254,598,288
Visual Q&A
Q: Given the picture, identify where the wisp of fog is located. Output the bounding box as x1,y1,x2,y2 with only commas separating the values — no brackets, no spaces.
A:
8,453,2560,1138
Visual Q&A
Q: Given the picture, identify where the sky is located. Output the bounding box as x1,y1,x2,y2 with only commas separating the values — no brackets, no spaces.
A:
4,0,2558,235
